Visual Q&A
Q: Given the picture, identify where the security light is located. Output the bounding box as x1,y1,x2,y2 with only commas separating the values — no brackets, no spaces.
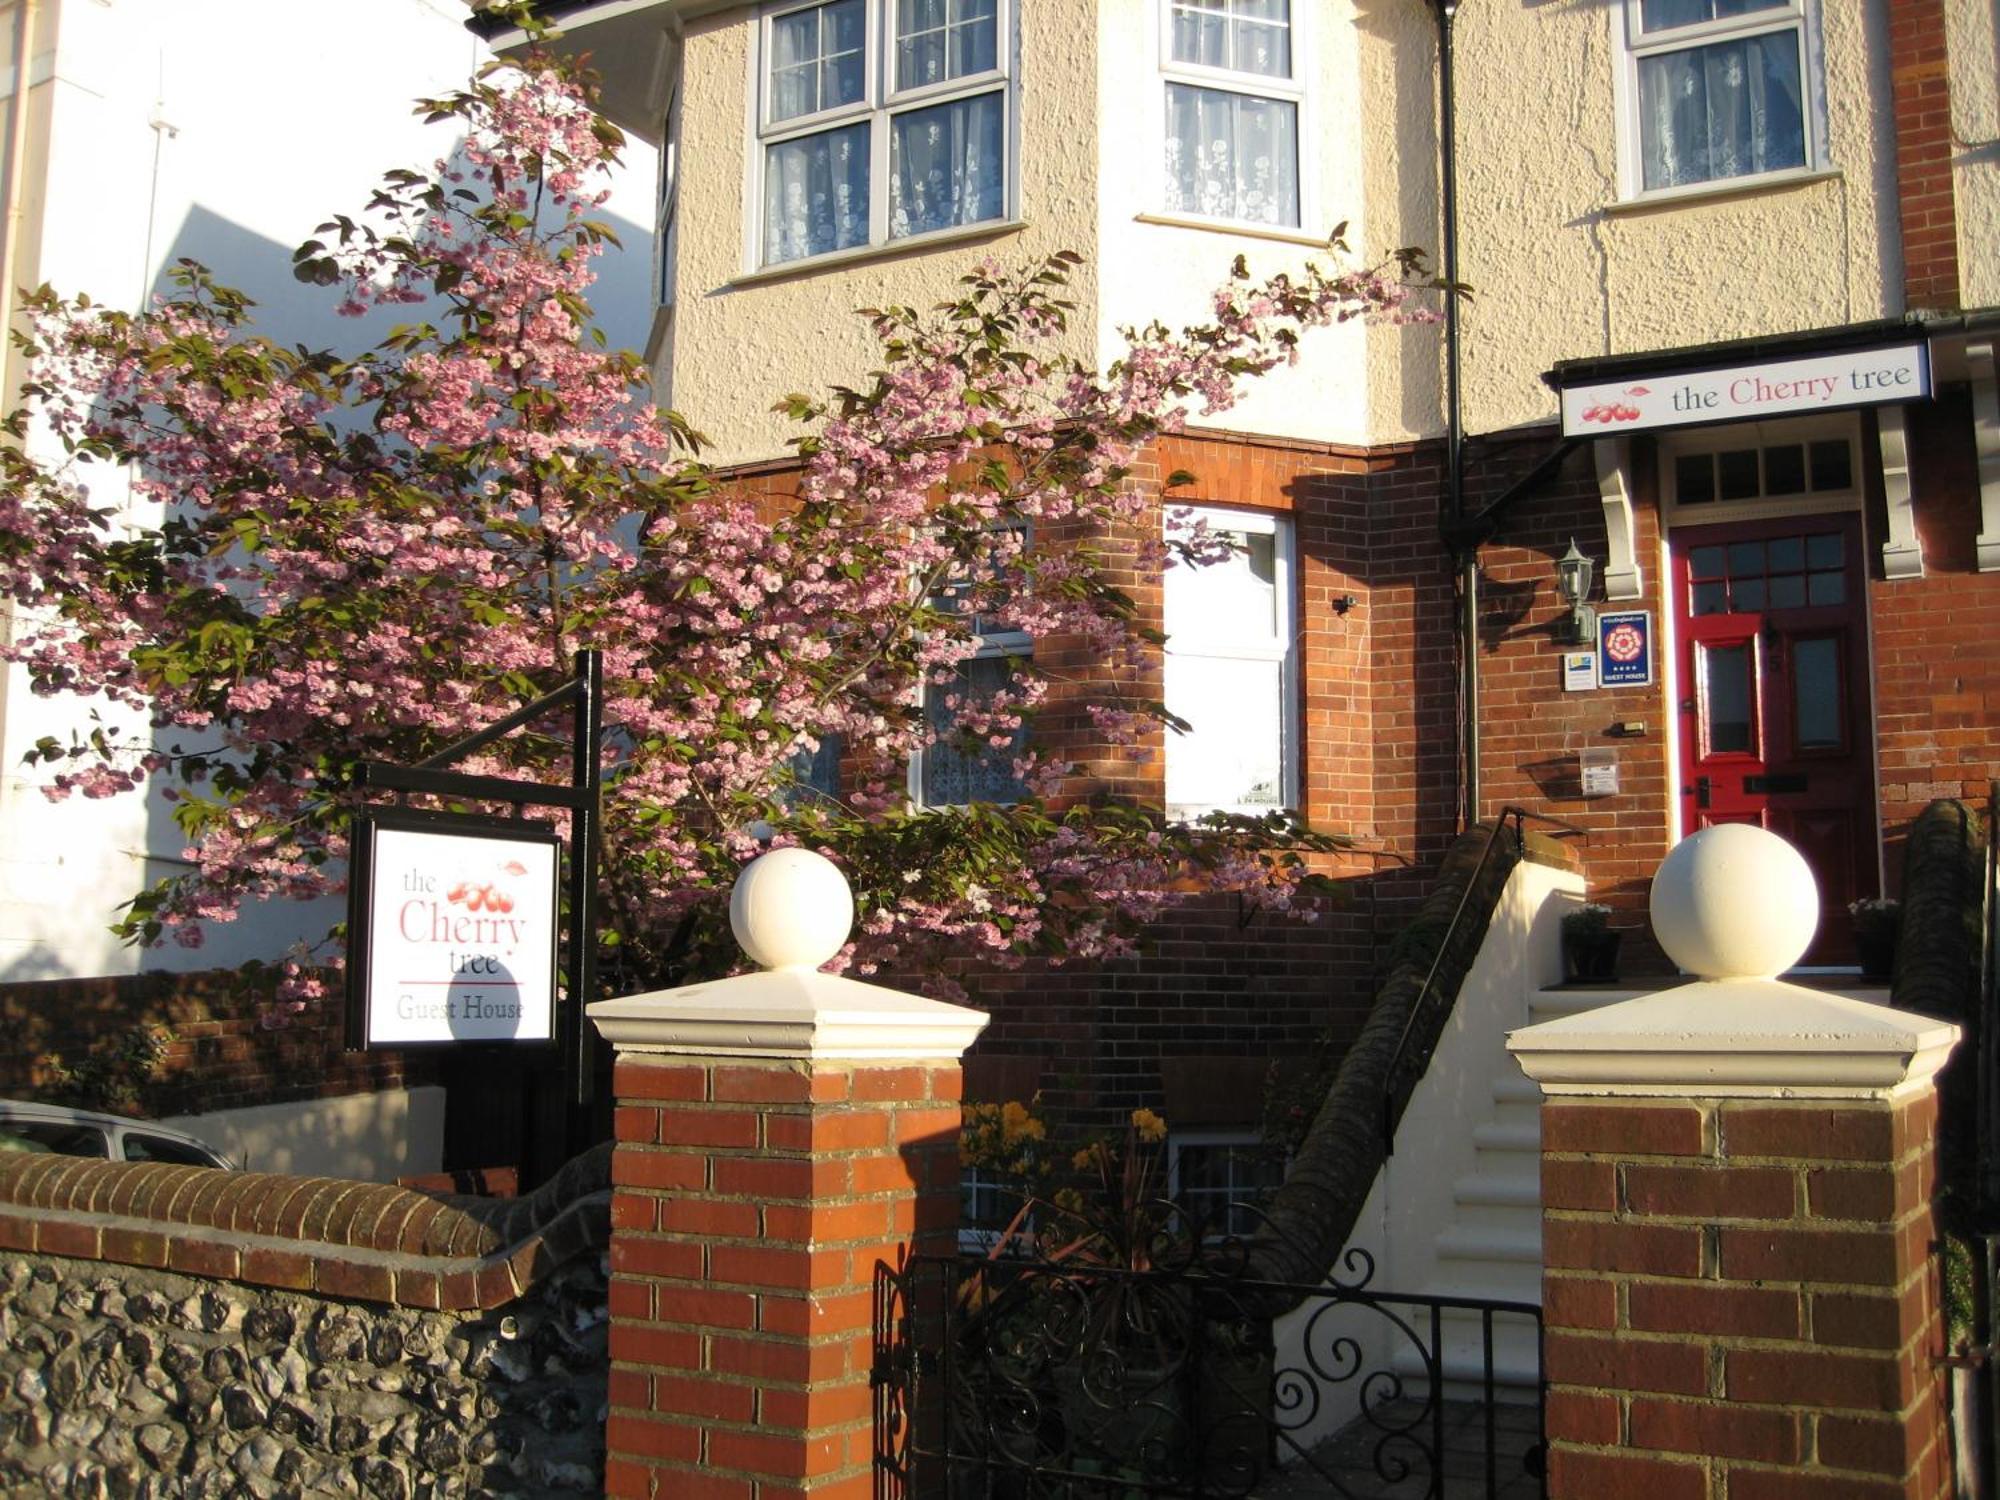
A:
1556,538,1597,645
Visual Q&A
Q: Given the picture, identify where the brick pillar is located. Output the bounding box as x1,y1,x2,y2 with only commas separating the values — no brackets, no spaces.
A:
1535,1091,1954,1500
587,849,987,1500
1510,824,1963,1500
1889,0,1960,310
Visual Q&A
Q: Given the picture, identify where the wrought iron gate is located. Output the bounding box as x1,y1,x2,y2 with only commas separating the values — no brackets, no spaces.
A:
872,1246,1544,1499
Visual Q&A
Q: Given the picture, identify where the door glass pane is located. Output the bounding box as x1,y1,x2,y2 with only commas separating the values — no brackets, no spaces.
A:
1768,536,1804,571
1728,540,1763,574
1718,450,1761,500
1702,641,1755,755
1768,574,1806,608
1793,637,1842,750
1809,440,1852,491
1808,570,1845,606
1691,581,1728,615
1689,544,1726,579
1764,444,1805,495
1677,454,1716,505
1806,533,1842,568
1732,577,1766,611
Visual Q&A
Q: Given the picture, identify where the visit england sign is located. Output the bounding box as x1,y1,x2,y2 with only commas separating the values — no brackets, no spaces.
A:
346,810,561,1048
1561,344,1929,437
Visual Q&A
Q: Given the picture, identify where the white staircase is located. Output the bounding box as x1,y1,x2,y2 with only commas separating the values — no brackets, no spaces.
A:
1399,982,1650,1396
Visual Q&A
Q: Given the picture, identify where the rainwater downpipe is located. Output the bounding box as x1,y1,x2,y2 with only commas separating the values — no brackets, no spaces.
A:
1429,0,1477,833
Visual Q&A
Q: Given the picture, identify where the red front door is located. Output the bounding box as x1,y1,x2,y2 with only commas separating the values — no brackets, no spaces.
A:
1673,512,1879,964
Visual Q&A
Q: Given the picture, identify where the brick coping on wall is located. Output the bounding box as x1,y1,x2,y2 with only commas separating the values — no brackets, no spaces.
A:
0,1142,610,1312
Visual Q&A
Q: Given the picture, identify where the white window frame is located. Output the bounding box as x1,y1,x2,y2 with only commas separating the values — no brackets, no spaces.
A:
656,74,682,309
1166,1129,1285,1238
1657,413,1862,527
1157,0,1310,231
1612,0,1828,203
751,0,1017,270
1163,506,1299,821
910,522,1034,809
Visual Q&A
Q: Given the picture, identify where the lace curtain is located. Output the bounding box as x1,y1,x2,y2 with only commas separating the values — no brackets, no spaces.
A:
891,92,1005,240
1163,83,1299,226
765,124,871,265
1637,28,1805,190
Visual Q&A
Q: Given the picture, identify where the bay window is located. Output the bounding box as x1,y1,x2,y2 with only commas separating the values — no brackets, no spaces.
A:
1161,0,1302,228
1164,508,1297,819
758,0,1013,268
1621,0,1817,196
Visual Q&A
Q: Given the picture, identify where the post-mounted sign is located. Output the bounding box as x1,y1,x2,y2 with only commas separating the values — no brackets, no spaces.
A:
1561,344,1929,437
347,809,561,1049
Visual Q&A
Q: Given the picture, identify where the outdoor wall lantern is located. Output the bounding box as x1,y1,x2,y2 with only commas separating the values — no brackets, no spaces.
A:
1555,538,1597,645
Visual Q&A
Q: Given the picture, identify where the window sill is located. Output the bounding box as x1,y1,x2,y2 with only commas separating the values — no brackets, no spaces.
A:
1606,167,1840,216
727,218,1029,290
1134,212,1333,250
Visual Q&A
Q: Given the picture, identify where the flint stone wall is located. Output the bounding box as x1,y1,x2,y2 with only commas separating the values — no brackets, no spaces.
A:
0,1146,612,1499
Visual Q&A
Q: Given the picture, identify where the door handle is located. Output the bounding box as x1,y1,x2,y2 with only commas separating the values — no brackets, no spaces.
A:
1694,776,1711,809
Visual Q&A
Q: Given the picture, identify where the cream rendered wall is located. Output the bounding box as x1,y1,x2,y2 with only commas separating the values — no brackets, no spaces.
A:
1436,0,1899,436
1091,0,1382,448
664,0,1101,466
0,0,656,982
160,1085,446,1183
1947,0,2000,310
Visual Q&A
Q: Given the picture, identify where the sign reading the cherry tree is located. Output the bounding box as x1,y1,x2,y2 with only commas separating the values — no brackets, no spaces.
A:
348,810,560,1048
1561,344,1929,437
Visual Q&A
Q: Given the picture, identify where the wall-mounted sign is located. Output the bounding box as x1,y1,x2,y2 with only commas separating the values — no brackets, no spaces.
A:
1560,343,1929,437
1597,610,1654,688
1562,651,1598,692
1579,747,1620,798
347,810,561,1049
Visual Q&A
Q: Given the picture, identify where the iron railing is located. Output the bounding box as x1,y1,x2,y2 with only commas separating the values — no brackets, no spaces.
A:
1380,808,1584,1154
873,1227,1544,1500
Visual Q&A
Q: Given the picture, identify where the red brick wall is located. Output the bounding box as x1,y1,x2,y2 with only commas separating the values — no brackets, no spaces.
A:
1888,0,1960,311
1541,1093,1953,1500
0,968,427,1116
1871,391,2000,886
605,1055,961,1499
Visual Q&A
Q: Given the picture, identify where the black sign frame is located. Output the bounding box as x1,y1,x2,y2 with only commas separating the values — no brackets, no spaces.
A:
345,805,564,1053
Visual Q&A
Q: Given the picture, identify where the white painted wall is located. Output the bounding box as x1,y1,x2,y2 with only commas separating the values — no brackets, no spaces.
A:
0,0,656,984
1271,855,1580,1454
159,1084,446,1183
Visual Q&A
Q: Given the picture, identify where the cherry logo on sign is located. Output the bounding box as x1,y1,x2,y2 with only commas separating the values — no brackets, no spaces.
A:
1604,623,1645,663
1579,385,1651,425
445,859,529,915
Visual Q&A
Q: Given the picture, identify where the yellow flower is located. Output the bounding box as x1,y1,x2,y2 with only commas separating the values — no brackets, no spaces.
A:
1131,1107,1167,1143
1072,1145,1100,1171
1000,1100,1031,1143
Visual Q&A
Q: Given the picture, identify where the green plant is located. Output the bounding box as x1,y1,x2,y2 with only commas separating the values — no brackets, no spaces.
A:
1561,902,1613,941
1848,896,1901,941
40,1024,176,1113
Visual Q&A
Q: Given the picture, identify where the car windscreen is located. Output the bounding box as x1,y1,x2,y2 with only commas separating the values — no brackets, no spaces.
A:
0,1121,109,1156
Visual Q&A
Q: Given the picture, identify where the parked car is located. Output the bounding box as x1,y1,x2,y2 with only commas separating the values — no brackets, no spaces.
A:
0,1100,238,1170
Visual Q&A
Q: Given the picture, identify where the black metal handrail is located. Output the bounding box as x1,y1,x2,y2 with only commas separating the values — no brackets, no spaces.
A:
1380,807,1586,1155
1980,783,1999,1224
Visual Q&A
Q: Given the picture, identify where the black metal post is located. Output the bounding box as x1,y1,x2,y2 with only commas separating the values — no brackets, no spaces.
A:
566,649,603,1137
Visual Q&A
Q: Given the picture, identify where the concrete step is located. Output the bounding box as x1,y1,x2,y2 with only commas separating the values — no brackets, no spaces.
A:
1388,1314,1544,1397
1434,1224,1542,1267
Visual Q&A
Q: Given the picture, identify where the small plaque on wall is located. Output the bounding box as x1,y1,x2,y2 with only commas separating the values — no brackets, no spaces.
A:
1579,747,1620,798
1562,651,1598,692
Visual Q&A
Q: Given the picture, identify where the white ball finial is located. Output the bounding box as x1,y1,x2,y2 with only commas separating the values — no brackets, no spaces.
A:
730,848,855,971
1649,824,1818,980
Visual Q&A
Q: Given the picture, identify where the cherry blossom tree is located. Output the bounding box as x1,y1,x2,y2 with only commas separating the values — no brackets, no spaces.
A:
0,53,1436,1020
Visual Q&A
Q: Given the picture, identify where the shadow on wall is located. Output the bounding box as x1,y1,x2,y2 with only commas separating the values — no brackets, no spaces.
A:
157,1084,446,1182
1,161,650,990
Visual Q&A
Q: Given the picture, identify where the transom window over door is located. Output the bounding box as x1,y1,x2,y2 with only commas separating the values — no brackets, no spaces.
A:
759,0,1012,267
1162,0,1302,228
1621,0,1817,195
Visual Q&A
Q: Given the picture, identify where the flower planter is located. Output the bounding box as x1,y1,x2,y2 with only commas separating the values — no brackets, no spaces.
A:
1563,931,1622,983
